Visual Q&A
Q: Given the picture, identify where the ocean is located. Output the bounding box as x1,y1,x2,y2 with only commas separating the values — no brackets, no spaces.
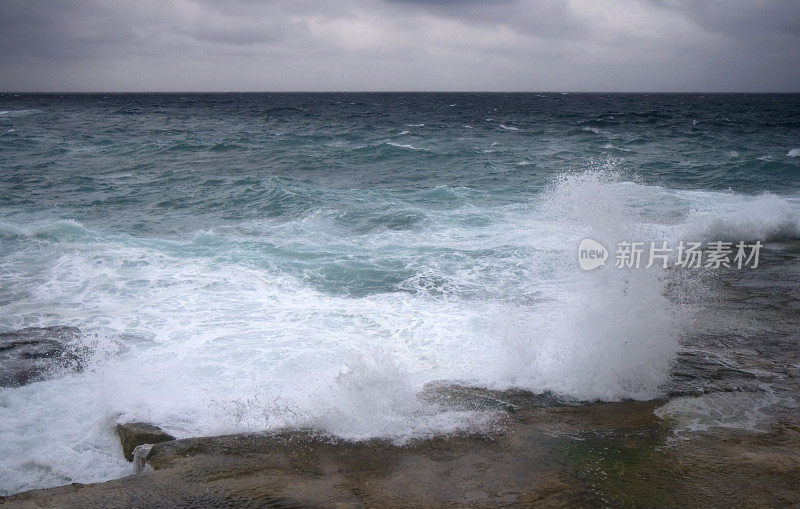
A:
1,92,799,495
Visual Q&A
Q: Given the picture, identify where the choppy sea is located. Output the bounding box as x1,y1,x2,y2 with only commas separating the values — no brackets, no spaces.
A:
1,93,799,494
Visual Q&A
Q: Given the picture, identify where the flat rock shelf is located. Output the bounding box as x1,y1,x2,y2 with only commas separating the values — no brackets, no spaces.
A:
2,400,799,508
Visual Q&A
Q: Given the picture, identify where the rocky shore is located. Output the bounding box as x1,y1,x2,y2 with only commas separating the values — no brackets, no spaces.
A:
1,327,798,507
3,397,799,508
0,326,86,388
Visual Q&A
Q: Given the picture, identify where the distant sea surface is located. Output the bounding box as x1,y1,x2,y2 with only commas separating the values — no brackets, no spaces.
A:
1,93,799,494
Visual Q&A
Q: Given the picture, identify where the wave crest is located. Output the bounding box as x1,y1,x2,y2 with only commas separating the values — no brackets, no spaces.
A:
679,193,800,243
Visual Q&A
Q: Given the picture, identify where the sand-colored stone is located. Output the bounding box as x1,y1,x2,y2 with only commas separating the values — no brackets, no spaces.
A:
115,422,176,462
3,398,799,508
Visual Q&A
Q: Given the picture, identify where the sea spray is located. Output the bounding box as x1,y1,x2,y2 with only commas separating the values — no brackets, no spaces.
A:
676,192,800,243
479,168,692,400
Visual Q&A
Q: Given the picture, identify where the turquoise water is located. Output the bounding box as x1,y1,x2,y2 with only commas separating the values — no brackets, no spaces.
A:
1,93,799,494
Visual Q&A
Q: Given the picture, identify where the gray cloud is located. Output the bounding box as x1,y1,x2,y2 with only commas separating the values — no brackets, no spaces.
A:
0,0,798,91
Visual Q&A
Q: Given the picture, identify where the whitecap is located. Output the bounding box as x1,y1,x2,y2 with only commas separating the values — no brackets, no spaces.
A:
602,144,632,152
0,109,41,118
386,141,427,151
676,192,800,242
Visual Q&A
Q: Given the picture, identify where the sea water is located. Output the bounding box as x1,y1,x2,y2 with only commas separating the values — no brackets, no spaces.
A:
1,93,799,494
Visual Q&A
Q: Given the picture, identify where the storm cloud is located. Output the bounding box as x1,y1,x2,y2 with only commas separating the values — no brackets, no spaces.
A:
1,0,798,91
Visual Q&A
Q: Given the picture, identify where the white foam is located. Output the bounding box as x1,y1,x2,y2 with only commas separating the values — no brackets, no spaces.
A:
788,148,800,158
482,169,691,400
602,144,632,152
654,392,783,434
0,378,129,496
0,109,41,118
676,192,800,242
385,141,427,151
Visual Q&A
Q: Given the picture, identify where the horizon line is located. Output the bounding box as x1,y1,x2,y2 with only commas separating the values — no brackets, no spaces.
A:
2,90,800,95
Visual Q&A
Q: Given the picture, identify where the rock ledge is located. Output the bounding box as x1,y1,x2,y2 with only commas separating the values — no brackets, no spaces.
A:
115,422,175,462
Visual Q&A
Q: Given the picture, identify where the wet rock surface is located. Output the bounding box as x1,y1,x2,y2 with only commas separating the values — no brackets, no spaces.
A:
3,399,799,508
116,422,176,462
419,380,572,413
0,326,85,387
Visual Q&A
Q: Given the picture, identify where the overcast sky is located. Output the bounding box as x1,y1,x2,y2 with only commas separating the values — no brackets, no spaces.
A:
1,0,799,92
